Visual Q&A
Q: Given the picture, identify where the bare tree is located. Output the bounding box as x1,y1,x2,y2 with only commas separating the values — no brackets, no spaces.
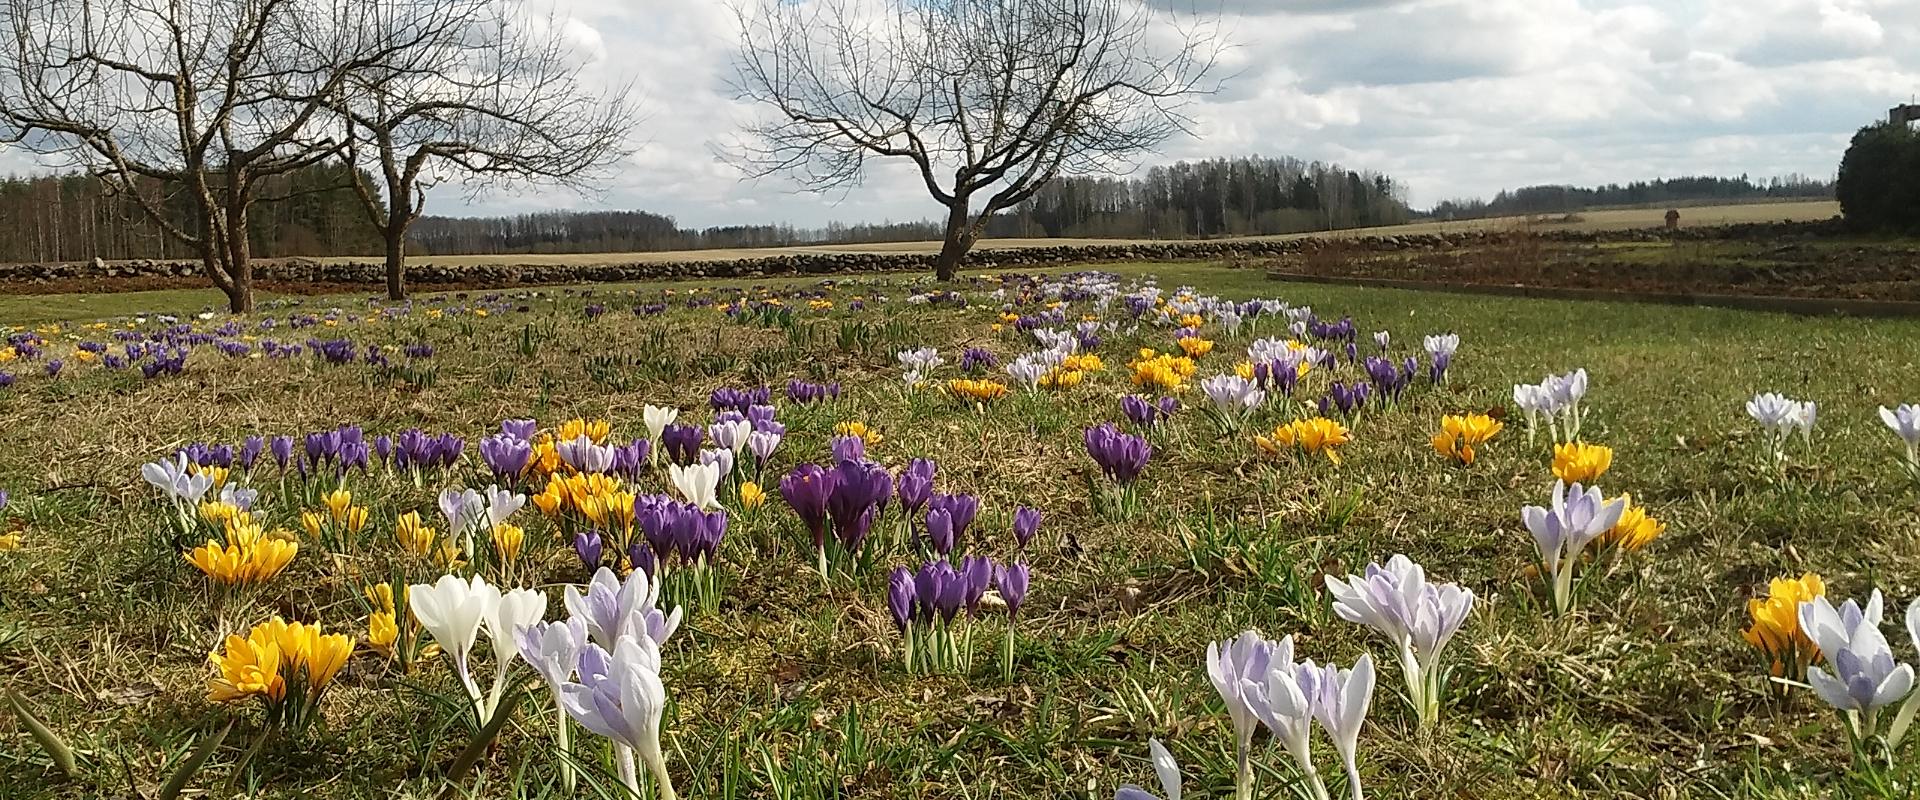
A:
333,1,637,301
730,0,1224,280
0,0,438,312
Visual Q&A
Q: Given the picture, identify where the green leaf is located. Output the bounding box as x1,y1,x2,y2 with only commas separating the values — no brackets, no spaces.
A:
159,719,235,800
6,689,77,777
437,689,525,799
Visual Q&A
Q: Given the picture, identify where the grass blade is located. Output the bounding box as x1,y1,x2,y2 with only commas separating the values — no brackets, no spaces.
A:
437,690,524,799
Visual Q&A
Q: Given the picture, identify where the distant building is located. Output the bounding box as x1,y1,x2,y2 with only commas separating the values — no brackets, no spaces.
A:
1893,104,1920,127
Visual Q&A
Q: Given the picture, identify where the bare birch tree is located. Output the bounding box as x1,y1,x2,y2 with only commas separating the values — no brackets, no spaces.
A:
332,0,637,300
0,0,439,312
730,0,1225,280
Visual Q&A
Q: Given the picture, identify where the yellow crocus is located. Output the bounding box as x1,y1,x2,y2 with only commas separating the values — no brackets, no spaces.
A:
198,501,243,527
1432,413,1505,465
395,511,438,556
1743,573,1826,682
835,421,883,445
1600,494,1665,552
739,481,767,511
1257,418,1352,465
1176,336,1214,358
949,378,1010,403
195,466,231,489
0,531,21,550
558,418,611,444
492,523,526,563
1062,353,1104,372
367,612,398,655
532,486,564,518
1552,442,1613,484
208,633,285,703
1040,368,1085,389
323,488,354,523
342,506,369,534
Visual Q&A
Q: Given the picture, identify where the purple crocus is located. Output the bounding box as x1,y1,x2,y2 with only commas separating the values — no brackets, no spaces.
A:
1083,423,1152,485
480,433,534,481
826,459,892,553
962,554,995,615
779,464,837,555
238,436,264,470
997,561,1031,618
1013,507,1042,550
926,493,980,550
574,529,605,572
831,435,866,463
887,567,915,631
926,508,956,555
501,418,538,440
960,347,998,374
660,424,703,466
44,359,63,377
270,435,295,471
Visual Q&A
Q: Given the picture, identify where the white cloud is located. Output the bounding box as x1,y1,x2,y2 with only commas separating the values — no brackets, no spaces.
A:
6,0,1917,222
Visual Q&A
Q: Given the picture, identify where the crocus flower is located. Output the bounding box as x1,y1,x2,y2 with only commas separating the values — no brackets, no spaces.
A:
439,487,485,547
1325,554,1472,728
669,462,722,511
660,424,702,466
1206,630,1277,797
559,635,678,800
1013,506,1042,549
642,405,678,451
1423,333,1458,384
1551,441,1612,483
826,458,891,553
270,436,295,471
1743,573,1826,686
1115,738,1182,800
1372,331,1389,351
501,418,538,440
1084,423,1152,485
408,574,497,720
480,433,533,480
699,448,736,483
1521,481,1626,615
1299,654,1376,800
1747,392,1814,461
1882,404,1920,476
1800,592,1914,716
779,464,836,561
831,435,866,463
996,561,1030,618
887,567,915,632
574,529,605,572
747,430,783,470
564,566,683,651
709,418,752,455
484,485,526,530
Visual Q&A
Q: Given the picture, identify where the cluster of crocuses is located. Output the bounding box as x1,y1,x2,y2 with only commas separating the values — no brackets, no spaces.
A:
1205,630,1379,800
1084,423,1152,517
1511,368,1589,445
1746,391,1817,463
887,551,1032,677
409,568,684,799
780,454,893,576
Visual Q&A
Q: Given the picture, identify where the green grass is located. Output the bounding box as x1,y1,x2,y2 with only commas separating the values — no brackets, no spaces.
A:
1,261,1918,799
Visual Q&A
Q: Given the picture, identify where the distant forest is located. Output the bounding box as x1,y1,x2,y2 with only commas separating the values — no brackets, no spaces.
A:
1428,174,1835,220
0,162,1836,264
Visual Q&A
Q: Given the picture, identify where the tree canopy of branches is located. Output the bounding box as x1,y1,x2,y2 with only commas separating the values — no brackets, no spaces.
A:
731,0,1224,280
0,0,442,311
335,0,637,300
1837,122,1920,234
0,0,636,308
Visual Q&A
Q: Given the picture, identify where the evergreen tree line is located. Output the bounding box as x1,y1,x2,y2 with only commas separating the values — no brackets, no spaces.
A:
0,166,385,264
408,212,946,255
1000,156,1409,238
1428,174,1835,220
1837,122,1920,234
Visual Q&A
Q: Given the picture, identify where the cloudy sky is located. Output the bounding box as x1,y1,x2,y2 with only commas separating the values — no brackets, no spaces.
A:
8,0,1918,228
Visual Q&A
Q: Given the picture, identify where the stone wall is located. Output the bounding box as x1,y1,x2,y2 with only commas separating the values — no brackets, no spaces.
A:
0,217,1846,287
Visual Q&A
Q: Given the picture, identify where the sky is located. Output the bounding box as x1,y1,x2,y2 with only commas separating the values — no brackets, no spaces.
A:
5,0,1917,229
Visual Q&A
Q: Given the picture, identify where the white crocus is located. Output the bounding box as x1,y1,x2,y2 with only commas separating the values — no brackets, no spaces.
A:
560,635,677,800
1114,738,1182,800
482,587,548,719
668,462,722,511
1881,404,1920,478
1206,630,1276,800
1521,481,1625,615
1243,637,1330,800
1300,655,1376,800
408,574,499,721
1325,555,1473,728
709,418,752,455
643,405,679,464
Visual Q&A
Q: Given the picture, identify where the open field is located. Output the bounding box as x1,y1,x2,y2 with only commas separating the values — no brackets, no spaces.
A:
2,261,1918,799
285,200,1841,269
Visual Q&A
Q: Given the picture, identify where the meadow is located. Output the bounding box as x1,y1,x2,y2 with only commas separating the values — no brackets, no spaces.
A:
1,261,1918,800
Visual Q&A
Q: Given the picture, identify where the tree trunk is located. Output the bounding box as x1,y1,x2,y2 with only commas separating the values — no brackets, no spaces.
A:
223,198,255,314
384,207,409,301
934,197,974,282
